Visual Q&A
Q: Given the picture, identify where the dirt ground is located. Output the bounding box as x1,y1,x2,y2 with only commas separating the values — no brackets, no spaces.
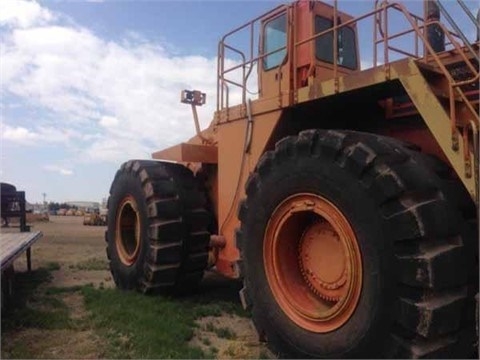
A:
13,216,113,288
2,216,269,359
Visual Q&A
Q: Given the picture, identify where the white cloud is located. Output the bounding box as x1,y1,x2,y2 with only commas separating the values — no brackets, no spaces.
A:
0,0,54,28
82,137,151,163
1,124,80,145
99,116,119,128
1,125,38,143
1,2,246,163
44,165,73,176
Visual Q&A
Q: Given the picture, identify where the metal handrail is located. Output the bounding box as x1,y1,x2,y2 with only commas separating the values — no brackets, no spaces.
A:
215,0,479,199
217,4,289,111
436,0,479,61
390,1,479,154
217,0,479,115
456,0,480,28
218,44,289,109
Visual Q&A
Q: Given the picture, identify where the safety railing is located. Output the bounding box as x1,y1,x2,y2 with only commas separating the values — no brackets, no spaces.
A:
217,4,289,111
217,1,479,118
216,0,479,195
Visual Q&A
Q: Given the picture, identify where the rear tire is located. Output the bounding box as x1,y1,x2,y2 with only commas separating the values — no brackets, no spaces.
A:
106,160,210,293
237,129,477,358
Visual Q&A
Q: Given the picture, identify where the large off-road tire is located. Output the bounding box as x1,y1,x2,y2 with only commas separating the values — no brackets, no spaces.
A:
106,160,210,293
237,129,478,358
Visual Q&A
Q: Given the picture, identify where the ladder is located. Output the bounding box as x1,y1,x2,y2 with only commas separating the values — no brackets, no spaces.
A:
402,0,479,201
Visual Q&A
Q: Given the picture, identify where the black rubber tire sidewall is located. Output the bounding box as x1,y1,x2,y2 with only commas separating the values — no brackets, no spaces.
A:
107,171,149,290
243,156,395,358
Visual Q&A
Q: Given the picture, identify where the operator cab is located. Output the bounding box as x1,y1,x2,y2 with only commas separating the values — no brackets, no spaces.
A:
259,1,359,99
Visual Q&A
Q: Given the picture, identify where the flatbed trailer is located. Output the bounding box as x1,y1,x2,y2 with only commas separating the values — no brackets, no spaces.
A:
1,183,44,308
1,230,43,309
1,231,43,272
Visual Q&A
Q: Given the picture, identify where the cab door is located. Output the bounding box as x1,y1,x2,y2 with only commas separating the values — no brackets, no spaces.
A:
259,10,291,102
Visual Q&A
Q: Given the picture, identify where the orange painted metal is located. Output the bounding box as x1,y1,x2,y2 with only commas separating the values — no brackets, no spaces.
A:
115,196,141,267
152,143,218,164
380,126,449,164
151,1,479,279
215,110,283,278
263,193,362,332
294,1,311,88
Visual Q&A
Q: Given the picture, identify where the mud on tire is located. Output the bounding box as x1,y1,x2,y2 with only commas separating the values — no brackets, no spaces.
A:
106,160,210,294
237,129,478,358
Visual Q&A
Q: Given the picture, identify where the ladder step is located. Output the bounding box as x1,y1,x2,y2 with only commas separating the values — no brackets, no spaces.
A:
430,86,460,101
417,62,445,76
430,85,480,105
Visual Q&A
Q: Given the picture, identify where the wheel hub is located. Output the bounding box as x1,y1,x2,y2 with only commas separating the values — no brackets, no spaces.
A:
115,196,141,266
299,220,348,302
263,193,363,333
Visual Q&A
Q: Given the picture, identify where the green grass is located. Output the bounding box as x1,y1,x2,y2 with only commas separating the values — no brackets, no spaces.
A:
214,327,237,340
2,341,34,359
44,285,85,295
205,321,215,332
81,287,208,359
80,278,248,359
181,278,249,318
2,268,51,312
1,267,91,359
71,258,109,271
3,307,71,330
44,262,61,271
224,345,237,357
1,268,72,332
202,321,236,340
2,268,248,359
11,268,52,296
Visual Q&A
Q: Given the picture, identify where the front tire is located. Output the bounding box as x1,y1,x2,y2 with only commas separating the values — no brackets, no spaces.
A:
237,130,477,358
106,160,211,293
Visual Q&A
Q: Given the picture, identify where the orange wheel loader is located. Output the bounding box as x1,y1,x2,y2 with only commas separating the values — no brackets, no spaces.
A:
105,1,479,357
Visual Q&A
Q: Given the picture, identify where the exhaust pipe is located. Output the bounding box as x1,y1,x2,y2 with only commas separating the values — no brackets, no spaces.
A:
477,8,479,42
425,0,445,52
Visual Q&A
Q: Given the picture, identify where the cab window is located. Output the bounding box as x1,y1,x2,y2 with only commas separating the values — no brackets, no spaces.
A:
263,14,287,70
315,16,357,70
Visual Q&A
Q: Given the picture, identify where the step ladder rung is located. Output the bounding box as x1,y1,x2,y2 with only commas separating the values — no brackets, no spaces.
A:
417,62,446,76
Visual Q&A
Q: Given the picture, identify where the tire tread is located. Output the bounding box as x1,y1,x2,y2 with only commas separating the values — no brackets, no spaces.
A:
106,160,210,293
237,130,477,358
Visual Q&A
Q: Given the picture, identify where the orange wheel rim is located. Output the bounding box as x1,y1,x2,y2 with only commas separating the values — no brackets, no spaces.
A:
115,196,141,266
263,193,362,333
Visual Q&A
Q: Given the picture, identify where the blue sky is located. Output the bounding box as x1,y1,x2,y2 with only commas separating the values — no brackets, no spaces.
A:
1,0,478,204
